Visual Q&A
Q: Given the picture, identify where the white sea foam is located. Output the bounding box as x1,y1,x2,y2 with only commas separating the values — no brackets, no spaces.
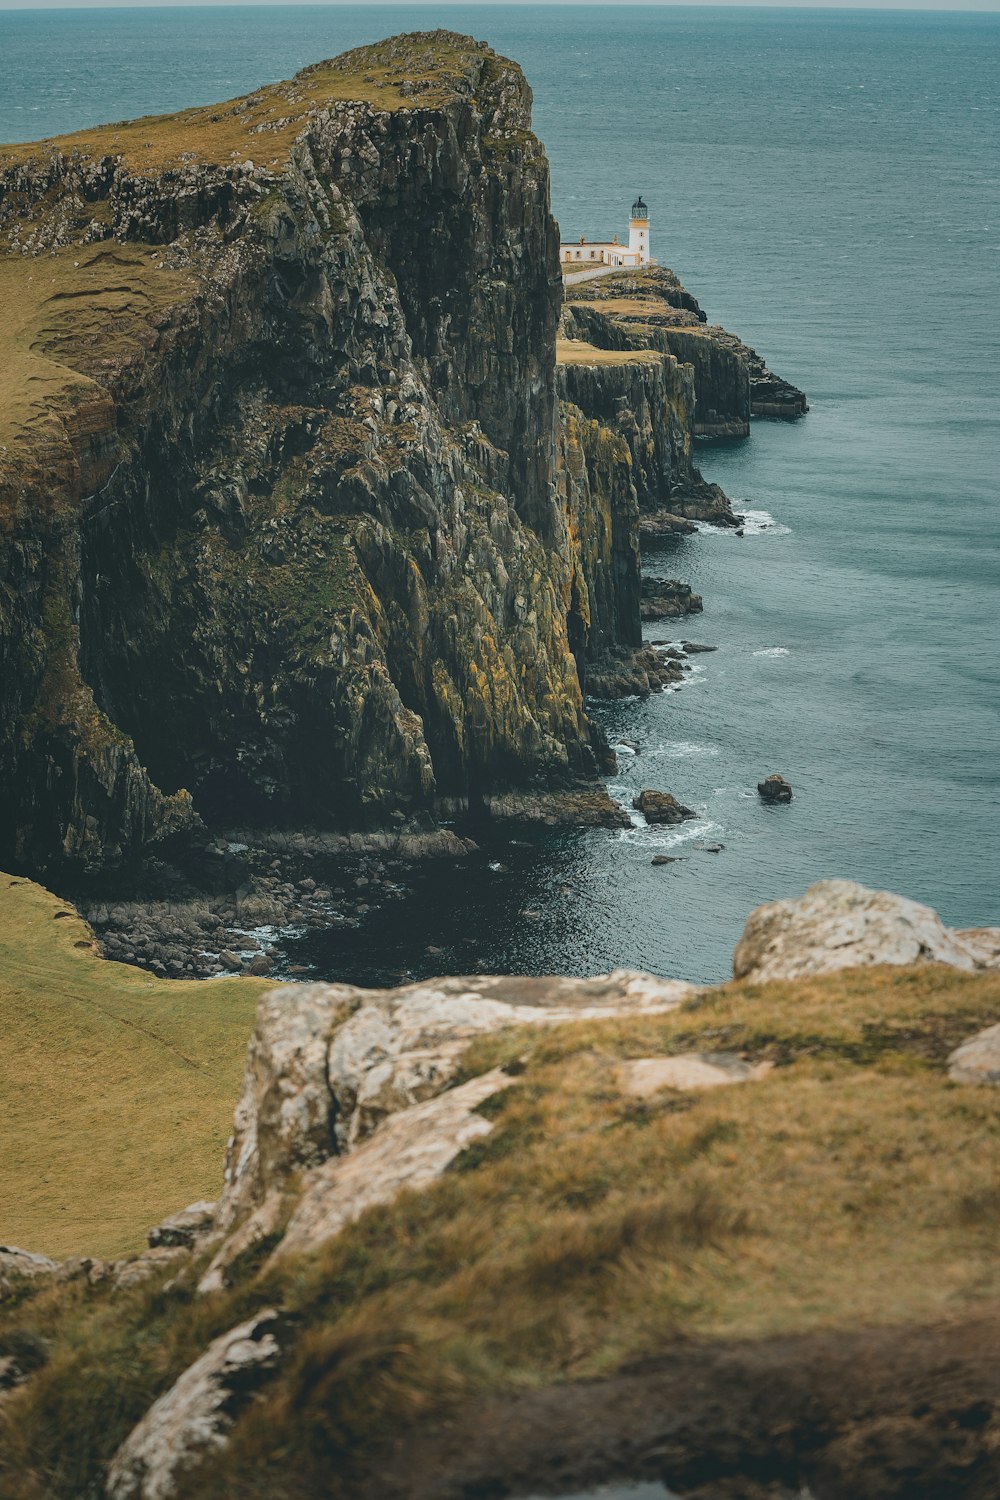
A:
752,646,790,657
697,507,790,538
615,816,723,850
647,739,720,759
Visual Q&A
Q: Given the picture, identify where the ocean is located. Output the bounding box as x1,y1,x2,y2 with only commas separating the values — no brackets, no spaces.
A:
2,5,998,983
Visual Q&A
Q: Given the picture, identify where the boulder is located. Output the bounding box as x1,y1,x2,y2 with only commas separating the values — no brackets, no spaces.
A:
106,1311,288,1500
0,1245,58,1301
758,773,793,803
734,879,993,983
148,1201,217,1250
632,790,697,825
948,1024,1000,1087
218,950,242,972
955,929,1000,970
639,578,703,621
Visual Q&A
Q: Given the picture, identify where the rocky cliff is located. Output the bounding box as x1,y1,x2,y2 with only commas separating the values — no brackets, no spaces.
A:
0,32,807,881
563,265,808,438
0,33,613,877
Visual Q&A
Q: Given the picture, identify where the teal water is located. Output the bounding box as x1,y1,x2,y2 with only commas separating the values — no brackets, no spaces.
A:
2,6,998,982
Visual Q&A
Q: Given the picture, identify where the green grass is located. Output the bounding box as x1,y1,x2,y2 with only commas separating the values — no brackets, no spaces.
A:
3,952,1000,1497
0,874,267,1261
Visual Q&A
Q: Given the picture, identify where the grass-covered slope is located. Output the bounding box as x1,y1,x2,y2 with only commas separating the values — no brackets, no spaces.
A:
0,875,265,1260
2,949,999,1496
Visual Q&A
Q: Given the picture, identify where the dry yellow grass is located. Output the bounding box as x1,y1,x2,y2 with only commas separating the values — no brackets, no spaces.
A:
0,244,193,463
0,874,266,1259
556,337,663,367
566,296,699,322
0,40,476,173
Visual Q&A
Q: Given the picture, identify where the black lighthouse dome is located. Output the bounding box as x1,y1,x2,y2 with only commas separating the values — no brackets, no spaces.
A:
631,195,649,220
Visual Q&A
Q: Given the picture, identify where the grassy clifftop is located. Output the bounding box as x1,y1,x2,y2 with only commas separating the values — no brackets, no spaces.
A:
0,33,487,174
0,875,266,1260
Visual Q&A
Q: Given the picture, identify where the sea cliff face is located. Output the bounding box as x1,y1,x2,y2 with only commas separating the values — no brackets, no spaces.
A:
0,34,605,875
0,32,804,882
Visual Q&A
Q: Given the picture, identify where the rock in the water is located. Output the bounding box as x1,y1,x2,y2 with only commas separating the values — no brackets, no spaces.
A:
218,951,242,973
758,773,793,803
639,578,703,621
948,1024,1000,1087
651,855,680,866
632,790,697,825
681,641,717,653
106,1311,287,1500
733,879,992,982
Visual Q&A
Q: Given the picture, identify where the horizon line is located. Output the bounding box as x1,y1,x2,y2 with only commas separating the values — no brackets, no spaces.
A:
3,1,1000,12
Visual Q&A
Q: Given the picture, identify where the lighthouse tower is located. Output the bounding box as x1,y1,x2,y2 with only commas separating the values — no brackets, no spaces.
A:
628,195,650,265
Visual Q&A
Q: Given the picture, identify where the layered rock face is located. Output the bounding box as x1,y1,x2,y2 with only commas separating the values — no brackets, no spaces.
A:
0,34,606,876
563,265,807,441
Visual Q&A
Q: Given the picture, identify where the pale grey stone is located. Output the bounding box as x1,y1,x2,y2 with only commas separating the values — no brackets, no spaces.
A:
106,1311,286,1500
733,880,992,983
948,1023,1000,1087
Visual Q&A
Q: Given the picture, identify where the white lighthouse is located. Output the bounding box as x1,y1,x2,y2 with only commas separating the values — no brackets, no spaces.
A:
558,196,655,270
628,195,650,265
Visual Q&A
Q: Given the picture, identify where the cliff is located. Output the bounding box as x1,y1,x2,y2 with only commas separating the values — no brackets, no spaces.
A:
563,264,808,438
0,33,614,878
3,878,999,1498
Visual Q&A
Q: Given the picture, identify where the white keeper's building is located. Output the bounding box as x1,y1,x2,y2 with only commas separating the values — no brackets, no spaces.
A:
560,196,653,270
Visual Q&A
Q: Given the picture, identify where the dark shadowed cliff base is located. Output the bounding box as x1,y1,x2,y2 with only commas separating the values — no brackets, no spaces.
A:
372,1314,1000,1500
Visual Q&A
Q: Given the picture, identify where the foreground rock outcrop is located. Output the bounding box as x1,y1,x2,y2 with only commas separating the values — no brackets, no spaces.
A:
106,1311,289,1500
3,877,999,1500
199,967,696,1288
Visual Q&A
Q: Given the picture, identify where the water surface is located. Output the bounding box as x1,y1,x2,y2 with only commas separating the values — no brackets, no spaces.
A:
3,6,997,982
